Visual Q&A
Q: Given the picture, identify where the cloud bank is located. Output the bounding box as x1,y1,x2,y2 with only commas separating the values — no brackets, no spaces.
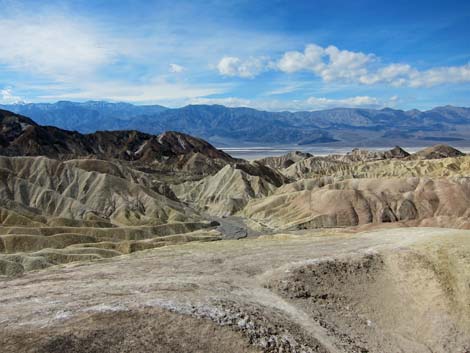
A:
0,16,116,80
189,95,396,111
217,56,270,78
218,43,470,87
0,88,23,104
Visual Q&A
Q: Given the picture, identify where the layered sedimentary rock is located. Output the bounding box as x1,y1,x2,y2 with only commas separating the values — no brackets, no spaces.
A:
332,146,410,162
243,177,470,230
409,144,466,160
172,162,287,216
283,155,470,179
257,151,313,169
0,155,220,275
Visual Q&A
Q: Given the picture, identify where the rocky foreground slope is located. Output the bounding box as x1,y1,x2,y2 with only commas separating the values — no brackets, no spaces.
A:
1,228,470,353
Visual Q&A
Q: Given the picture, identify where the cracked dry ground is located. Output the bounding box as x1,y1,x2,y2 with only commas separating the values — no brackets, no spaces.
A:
1,227,470,353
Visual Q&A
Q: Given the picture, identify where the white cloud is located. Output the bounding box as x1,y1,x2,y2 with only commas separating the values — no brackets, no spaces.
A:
217,43,470,88
0,88,23,104
408,63,470,87
191,97,254,107
217,56,270,78
358,62,470,87
278,44,373,82
358,63,415,86
189,95,396,111
278,44,325,73
169,64,185,73
0,10,233,104
305,96,381,108
37,79,228,104
320,46,373,82
219,43,374,82
0,14,122,80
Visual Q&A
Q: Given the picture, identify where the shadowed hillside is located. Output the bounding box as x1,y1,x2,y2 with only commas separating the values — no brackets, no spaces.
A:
0,109,236,178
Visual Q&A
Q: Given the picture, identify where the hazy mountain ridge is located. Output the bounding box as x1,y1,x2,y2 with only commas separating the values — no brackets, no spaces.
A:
0,101,167,132
2,101,469,146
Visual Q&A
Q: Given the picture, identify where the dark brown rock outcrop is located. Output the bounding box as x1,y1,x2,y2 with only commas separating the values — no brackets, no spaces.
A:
0,109,235,173
410,144,465,160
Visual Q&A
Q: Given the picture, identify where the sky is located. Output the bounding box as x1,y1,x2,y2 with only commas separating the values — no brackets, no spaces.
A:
0,0,469,111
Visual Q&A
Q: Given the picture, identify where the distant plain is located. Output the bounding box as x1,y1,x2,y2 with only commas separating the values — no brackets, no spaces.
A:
222,145,470,159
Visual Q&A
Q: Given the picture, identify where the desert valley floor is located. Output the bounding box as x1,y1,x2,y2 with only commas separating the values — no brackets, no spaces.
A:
1,108,470,352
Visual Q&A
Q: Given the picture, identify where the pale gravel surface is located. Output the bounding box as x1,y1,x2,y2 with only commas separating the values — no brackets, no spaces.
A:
1,227,469,352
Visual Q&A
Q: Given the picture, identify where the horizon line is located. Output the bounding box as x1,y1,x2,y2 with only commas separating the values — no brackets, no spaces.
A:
1,100,468,114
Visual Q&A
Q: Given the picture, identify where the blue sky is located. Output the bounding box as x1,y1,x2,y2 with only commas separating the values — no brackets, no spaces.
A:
0,0,469,110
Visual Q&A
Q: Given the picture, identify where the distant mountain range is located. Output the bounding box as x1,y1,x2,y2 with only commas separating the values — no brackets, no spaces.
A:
1,101,469,146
